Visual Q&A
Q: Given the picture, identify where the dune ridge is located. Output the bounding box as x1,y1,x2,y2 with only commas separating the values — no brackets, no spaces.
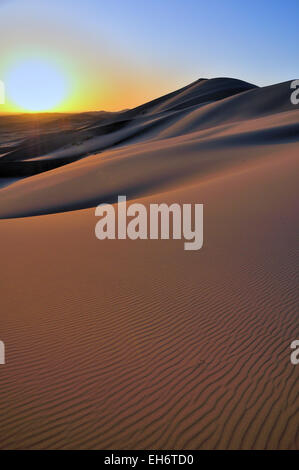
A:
0,77,298,449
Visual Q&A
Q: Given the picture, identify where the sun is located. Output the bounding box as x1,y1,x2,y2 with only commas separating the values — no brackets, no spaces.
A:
5,58,67,112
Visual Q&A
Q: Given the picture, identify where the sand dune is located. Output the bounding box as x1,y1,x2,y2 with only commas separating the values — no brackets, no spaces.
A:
0,77,298,449
0,78,298,218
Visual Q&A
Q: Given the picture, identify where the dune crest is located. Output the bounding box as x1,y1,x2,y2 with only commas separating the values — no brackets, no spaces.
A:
0,77,298,219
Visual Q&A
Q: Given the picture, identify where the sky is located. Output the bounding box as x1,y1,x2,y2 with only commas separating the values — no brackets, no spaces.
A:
0,0,298,113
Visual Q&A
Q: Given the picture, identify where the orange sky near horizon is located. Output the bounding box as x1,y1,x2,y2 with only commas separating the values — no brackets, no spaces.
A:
0,3,183,114
0,45,175,114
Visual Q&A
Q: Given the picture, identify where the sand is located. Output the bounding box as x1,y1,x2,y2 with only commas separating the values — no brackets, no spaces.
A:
0,77,298,449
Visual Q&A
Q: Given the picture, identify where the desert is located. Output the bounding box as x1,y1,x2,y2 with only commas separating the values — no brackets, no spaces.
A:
0,76,298,449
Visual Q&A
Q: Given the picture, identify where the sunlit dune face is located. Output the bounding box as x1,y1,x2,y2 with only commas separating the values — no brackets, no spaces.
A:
6,59,67,112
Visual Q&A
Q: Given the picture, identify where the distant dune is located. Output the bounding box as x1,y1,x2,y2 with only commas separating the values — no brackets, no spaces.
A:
0,77,298,449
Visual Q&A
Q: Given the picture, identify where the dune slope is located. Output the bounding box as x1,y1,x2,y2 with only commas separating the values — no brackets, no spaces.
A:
0,77,298,449
0,151,298,449
0,78,298,219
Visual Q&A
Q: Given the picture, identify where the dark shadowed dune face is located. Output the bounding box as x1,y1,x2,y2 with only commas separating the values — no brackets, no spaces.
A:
0,77,298,219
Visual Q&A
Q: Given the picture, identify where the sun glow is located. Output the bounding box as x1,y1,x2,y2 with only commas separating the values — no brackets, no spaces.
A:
5,58,68,112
